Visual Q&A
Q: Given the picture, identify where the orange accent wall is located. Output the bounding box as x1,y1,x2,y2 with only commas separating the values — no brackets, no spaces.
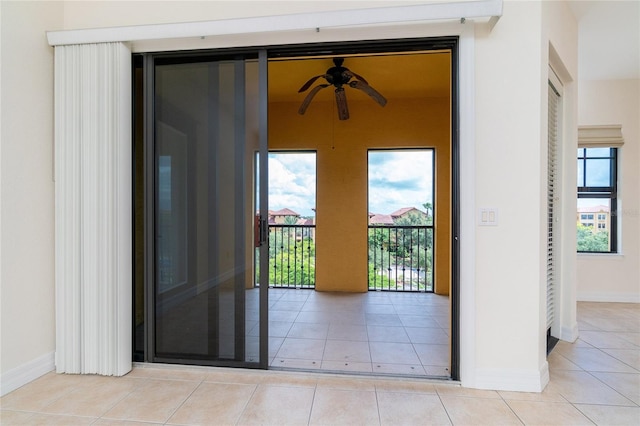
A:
269,69,451,294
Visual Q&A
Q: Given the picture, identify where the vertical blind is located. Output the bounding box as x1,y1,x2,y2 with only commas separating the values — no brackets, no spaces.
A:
546,79,561,330
54,42,132,375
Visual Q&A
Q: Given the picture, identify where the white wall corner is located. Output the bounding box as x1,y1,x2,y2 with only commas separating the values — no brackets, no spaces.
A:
474,363,550,392
577,291,640,303
0,352,55,397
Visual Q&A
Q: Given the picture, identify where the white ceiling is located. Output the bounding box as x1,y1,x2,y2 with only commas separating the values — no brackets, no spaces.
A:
569,0,640,81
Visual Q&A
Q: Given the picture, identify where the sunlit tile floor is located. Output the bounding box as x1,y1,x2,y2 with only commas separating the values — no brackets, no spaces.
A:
266,289,451,377
1,302,638,425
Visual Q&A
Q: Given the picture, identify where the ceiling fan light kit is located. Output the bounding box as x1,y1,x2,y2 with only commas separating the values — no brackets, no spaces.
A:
297,57,387,120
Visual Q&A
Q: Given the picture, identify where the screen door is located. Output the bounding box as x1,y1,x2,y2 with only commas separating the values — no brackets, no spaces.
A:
151,52,268,367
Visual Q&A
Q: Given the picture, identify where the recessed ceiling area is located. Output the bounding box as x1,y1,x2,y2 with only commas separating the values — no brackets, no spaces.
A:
268,51,451,104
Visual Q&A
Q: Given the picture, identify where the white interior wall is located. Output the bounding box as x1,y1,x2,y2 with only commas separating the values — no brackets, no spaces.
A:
0,1,63,394
60,0,422,29
473,0,548,389
577,78,640,302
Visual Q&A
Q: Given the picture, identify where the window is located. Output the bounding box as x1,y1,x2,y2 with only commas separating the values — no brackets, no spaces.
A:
577,147,617,253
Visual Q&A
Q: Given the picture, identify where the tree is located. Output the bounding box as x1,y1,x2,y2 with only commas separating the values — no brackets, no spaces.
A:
367,214,433,291
283,215,299,225
422,202,433,225
267,225,316,287
577,223,609,252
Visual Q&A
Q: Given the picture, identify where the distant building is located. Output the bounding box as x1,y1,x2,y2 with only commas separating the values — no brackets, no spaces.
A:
266,208,315,241
296,217,315,226
577,205,609,233
390,207,428,223
268,208,300,224
368,207,429,225
369,213,395,225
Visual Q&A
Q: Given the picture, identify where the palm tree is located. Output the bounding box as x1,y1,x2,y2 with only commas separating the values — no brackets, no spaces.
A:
283,215,299,225
422,202,433,218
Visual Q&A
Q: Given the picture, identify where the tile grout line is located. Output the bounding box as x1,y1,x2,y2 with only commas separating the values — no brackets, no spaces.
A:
596,346,640,372
498,393,527,426
567,400,605,425
583,368,639,407
91,376,149,423
434,386,455,425
159,378,204,426
373,385,383,426
19,373,78,415
233,379,260,426
306,383,319,426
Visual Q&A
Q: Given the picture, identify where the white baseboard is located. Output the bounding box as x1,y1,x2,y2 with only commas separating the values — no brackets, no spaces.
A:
560,323,579,343
0,352,55,397
577,291,640,303
473,363,549,392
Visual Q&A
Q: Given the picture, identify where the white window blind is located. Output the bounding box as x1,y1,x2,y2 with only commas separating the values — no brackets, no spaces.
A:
546,76,561,330
54,42,132,376
578,125,624,148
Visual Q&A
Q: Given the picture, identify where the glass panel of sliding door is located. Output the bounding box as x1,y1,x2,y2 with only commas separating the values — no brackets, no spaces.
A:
152,54,266,367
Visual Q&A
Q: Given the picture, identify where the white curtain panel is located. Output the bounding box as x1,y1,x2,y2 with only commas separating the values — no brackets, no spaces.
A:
54,42,132,375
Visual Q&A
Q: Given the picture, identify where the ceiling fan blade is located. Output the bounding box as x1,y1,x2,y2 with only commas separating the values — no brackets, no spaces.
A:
349,80,388,107
345,70,368,85
298,84,329,115
335,87,349,120
298,75,325,93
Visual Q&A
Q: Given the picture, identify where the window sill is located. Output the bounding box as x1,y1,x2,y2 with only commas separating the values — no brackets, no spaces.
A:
577,252,624,259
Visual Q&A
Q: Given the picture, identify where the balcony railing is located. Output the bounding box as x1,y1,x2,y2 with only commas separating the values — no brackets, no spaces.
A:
368,225,434,292
262,224,316,288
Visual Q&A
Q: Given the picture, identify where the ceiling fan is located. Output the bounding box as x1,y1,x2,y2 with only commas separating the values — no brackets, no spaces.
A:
297,57,387,120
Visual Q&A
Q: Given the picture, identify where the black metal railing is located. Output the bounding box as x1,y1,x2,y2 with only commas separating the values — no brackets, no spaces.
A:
263,224,316,288
368,225,434,292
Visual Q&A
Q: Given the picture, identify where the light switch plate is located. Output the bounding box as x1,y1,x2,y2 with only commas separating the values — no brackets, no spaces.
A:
479,208,498,226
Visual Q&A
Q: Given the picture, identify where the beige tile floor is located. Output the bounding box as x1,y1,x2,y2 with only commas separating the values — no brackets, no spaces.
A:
266,289,451,377
1,301,638,425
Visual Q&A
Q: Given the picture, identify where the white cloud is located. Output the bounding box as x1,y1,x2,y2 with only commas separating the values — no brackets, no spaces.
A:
368,150,433,214
268,153,316,216
266,150,434,217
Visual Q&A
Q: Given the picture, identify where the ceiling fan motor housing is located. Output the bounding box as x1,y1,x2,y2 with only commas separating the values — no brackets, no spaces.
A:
325,58,352,87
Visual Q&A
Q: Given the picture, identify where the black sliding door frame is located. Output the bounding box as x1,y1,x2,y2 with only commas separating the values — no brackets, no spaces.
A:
135,38,459,379
266,37,460,381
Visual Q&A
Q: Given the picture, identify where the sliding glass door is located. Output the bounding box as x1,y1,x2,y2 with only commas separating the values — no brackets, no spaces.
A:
150,52,268,367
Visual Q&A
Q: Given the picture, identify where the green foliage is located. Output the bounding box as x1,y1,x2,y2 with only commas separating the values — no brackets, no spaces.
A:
268,229,315,286
367,225,433,291
422,202,434,225
395,212,429,227
367,262,395,290
263,219,436,290
283,215,299,225
269,256,315,286
577,223,610,252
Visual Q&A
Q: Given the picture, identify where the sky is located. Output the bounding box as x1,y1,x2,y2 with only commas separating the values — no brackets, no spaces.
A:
577,147,614,210
268,152,317,217
268,150,433,217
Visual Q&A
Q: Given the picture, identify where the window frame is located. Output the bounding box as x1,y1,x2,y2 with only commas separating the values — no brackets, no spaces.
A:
577,147,618,253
